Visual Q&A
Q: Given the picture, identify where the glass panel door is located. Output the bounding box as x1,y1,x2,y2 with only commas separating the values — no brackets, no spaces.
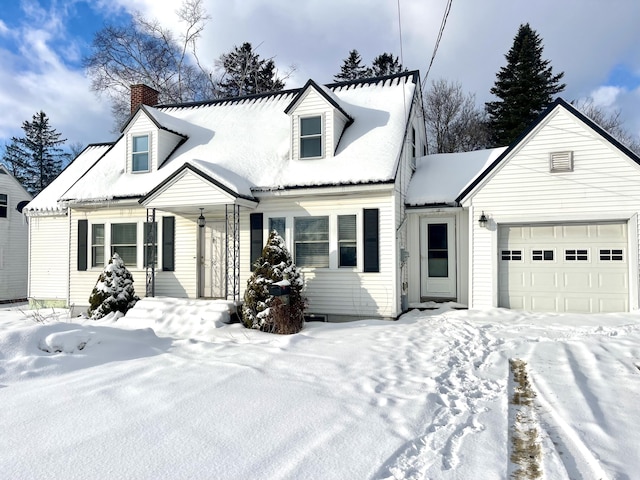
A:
428,223,448,277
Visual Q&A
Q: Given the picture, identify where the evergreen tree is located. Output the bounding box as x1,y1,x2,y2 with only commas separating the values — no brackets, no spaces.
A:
486,23,566,146
242,231,305,334
217,42,286,98
371,52,405,76
88,253,139,320
334,49,372,81
1,111,67,195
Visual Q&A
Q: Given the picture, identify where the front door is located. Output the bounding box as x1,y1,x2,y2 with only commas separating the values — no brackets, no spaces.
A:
420,218,456,299
200,221,225,298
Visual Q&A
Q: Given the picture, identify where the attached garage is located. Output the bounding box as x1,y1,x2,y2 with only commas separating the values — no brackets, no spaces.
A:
498,223,629,313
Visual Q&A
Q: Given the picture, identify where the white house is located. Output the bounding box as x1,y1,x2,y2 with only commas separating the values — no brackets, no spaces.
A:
26,75,640,318
25,72,425,320
0,165,31,302
406,98,640,314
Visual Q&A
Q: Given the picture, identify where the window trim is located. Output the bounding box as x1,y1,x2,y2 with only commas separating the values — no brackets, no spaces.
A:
111,222,138,267
294,215,330,268
91,223,105,268
0,193,7,218
131,133,150,173
299,115,323,159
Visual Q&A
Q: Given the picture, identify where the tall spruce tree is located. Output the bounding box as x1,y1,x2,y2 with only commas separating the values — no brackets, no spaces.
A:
371,52,405,76
334,49,372,81
217,42,286,98
486,23,565,146
2,111,67,195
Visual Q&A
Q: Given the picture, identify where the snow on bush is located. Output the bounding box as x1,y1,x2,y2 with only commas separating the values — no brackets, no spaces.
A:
242,230,305,334
88,253,139,320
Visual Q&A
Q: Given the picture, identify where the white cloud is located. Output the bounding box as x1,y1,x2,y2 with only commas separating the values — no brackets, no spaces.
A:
589,85,625,108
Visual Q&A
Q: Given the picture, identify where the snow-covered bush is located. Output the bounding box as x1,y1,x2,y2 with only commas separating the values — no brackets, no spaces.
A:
242,231,305,334
88,253,139,320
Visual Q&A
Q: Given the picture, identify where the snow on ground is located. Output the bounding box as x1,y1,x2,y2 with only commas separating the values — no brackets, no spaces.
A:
1,300,639,479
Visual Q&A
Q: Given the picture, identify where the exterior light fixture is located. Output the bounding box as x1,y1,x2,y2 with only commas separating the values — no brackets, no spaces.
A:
198,208,206,228
478,211,488,228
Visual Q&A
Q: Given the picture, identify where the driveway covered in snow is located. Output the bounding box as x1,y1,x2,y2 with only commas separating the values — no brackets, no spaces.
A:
1,301,639,479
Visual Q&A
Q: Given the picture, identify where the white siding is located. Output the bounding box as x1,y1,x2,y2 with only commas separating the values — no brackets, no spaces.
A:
145,169,235,208
28,214,69,304
241,191,397,319
157,128,184,166
0,173,31,301
465,106,640,309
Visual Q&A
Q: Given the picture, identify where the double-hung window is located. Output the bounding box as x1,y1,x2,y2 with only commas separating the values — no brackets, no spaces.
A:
269,217,286,241
111,223,137,266
91,224,104,267
0,193,7,218
294,216,329,267
132,135,149,172
338,215,357,267
300,116,322,158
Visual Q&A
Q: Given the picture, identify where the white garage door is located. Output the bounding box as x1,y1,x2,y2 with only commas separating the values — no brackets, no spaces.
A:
498,223,629,313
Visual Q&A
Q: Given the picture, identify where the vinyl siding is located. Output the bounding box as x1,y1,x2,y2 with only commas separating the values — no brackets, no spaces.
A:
0,175,30,301
28,214,68,303
240,191,398,318
145,169,235,208
465,107,640,309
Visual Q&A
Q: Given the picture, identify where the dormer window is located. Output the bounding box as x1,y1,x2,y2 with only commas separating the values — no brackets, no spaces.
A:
132,135,149,172
300,116,322,158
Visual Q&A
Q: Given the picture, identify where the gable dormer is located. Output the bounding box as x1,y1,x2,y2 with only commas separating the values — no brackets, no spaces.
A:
121,105,187,174
285,80,352,161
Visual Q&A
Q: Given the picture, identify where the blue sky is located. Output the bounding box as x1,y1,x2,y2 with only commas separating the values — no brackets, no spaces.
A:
1,0,640,153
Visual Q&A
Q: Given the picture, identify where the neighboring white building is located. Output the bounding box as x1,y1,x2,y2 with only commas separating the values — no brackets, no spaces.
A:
0,165,31,302
25,72,426,320
26,79,640,317
407,98,640,314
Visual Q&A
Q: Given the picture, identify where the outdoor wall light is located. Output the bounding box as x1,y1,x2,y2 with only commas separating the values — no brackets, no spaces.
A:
198,208,206,228
478,211,488,228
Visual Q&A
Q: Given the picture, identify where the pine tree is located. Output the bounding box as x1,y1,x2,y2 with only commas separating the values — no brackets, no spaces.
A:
334,49,372,81
242,231,305,334
486,23,566,146
88,253,139,320
2,111,68,195
371,52,405,77
217,42,286,98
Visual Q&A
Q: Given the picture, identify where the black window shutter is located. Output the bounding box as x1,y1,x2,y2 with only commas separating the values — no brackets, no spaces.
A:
250,213,263,271
77,219,88,271
363,209,379,272
162,216,175,272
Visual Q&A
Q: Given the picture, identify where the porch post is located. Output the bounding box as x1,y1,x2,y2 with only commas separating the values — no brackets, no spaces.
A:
145,208,156,297
225,204,241,301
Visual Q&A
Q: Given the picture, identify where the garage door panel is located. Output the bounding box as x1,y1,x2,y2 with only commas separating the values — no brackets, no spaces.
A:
498,222,628,313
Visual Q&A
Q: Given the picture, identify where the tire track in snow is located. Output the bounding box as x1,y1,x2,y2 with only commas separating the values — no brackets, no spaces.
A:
375,315,502,479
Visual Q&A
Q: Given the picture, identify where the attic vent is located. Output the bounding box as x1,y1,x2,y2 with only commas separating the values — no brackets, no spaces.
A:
550,151,573,172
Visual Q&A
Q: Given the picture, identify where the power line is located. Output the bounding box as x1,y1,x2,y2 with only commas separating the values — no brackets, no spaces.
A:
422,0,453,90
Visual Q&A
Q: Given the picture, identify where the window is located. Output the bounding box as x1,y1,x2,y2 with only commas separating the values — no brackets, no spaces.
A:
501,250,522,261
269,217,286,241
338,215,357,267
600,249,623,261
565,249,588,261
411,127,416,158
144,222,157,268
132,135,149,172
294,216,329,267
532,250,554,261
428,223,449,277
92,224,105,267
300,116,322,158
0,193,7,218
111,223,137,266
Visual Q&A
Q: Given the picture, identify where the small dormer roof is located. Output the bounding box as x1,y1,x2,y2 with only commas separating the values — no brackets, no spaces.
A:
284,79,352,122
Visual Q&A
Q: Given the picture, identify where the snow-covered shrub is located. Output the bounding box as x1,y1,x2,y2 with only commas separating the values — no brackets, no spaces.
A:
242,230,305,334
88,253,139,320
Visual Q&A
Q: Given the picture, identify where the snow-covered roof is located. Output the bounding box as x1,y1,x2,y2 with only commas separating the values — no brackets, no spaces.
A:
25,143,112,212
61,72,417,204
406,147,507,206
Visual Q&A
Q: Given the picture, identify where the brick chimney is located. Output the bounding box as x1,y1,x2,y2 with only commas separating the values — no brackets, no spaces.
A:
130,84,159,113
